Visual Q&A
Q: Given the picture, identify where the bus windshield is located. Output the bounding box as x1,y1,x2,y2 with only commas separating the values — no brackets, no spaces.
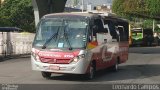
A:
33,18,88,49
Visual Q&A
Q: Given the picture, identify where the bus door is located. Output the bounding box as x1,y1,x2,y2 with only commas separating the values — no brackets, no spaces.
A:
116,26,129,63
100,20,120,67
90,18,111,69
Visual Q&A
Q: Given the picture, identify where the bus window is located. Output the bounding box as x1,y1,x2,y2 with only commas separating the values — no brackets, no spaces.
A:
93,19,107,34
117,26,126,41
93,18,108,45
107,21,118,40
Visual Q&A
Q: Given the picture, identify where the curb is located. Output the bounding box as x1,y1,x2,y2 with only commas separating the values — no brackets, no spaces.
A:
0,54,30,62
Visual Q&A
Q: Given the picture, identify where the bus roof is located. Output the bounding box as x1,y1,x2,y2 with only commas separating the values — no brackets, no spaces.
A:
42,12,129,24
43,12,100,19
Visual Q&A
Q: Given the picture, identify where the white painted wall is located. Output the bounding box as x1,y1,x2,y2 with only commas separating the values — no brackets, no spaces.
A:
0,32,35,56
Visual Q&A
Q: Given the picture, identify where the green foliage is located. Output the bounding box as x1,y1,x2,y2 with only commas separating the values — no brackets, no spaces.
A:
112,0,125,16
0,0,35,32
155,26,160,33
146,0,160,16
112,0,160,19
124,0,148,14
142,19,153,28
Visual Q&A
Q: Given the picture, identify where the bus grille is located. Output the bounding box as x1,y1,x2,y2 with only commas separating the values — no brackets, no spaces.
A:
40,57,71,64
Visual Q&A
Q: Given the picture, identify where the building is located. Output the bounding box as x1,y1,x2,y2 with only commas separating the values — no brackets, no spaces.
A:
65,0,112,12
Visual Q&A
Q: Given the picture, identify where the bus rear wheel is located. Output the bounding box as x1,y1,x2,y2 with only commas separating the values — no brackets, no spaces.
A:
41,71,51,79
111,60,119,71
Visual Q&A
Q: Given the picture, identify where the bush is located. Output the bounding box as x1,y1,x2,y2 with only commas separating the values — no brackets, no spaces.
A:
0,0,35,33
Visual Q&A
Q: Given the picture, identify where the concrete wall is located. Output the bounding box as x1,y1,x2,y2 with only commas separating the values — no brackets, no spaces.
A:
0,32,35,56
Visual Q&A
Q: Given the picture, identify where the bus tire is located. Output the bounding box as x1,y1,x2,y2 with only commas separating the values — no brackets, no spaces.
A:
86,62,96,80
112,60,119,72
41,71,51,79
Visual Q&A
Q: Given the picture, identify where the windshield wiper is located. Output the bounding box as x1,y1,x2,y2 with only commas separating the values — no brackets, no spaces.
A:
64,27,72,50
42,27,60,49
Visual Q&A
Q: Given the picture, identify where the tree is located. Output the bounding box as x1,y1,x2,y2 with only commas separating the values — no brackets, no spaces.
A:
146,0,160,17
0,0,35,32
112,0,125,16
112,0,160,29
112,0,160,19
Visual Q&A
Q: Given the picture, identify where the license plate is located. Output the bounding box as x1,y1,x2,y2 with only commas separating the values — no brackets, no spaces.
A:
49,65,60,70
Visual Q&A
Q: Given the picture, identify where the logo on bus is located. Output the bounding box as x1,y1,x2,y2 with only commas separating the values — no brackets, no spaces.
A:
64,55,74,58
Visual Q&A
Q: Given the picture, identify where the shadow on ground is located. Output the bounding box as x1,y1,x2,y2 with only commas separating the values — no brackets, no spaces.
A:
0,54,30,62
46,64,160,82
129,47,160,54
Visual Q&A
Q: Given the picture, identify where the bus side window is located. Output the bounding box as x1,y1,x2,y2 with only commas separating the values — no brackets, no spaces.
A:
117,26,128,41
92,19,101,40
94,19,106,33
117,26,124,41
107,22,118,40
92,19,108,44
104,27,108,33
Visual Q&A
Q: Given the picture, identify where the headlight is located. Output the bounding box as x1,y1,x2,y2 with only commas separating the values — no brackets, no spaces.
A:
31,52,41,62
70,54,85,64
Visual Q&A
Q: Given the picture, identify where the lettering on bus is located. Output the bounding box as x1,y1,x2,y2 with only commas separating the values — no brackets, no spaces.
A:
64,55,74,58
39,53,62,58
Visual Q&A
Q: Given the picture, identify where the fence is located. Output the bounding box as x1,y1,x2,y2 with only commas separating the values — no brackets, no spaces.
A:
0,32,35,57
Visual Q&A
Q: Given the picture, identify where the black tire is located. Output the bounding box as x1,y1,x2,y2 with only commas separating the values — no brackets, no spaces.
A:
86,62,96,80
112,60,118,72
41,71,52,79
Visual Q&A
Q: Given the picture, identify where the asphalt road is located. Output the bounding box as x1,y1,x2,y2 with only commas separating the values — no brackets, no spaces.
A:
0,46,160,90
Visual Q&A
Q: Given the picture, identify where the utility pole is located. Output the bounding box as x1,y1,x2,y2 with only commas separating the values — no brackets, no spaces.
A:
81,0,84,12
73,0,78,6
153,19,155,33
0,0,2,7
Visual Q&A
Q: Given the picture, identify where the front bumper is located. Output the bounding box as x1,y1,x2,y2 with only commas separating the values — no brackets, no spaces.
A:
31,56,90,74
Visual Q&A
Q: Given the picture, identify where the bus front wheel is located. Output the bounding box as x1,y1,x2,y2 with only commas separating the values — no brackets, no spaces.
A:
41,71,51,79
86,62,96,80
